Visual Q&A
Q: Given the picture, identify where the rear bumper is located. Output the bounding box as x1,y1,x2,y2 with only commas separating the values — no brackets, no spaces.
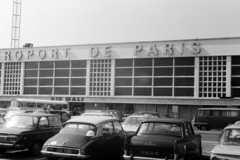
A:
41,150,91,159
123,155,184,160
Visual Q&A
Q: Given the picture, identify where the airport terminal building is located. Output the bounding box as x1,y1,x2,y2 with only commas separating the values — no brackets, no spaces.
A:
1,37,240,121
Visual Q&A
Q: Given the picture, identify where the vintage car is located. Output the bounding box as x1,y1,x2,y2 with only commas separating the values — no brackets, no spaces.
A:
0,113,62,155
123,118,202,160
41,116,126,160
211,121,240,160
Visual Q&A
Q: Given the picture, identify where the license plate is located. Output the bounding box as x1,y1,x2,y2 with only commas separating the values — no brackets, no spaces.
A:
56,148,71,153
141,150,159,156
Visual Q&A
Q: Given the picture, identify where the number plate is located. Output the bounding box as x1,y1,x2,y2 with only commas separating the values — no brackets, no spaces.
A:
56,148,71,153
141,150,159,156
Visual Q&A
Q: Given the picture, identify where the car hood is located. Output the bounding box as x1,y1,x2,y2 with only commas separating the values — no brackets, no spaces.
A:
0,127,33,135
46,133,92,148
212,144,240,156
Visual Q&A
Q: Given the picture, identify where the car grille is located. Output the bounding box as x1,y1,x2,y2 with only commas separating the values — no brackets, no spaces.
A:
47,147,80,155
0,134,14,143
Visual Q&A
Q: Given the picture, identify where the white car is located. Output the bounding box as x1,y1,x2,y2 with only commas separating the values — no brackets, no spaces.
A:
211,121,240,160
122,115,149,133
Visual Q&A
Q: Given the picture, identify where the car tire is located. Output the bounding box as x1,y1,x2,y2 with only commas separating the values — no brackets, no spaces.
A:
200,125,208,131
29,141,42,156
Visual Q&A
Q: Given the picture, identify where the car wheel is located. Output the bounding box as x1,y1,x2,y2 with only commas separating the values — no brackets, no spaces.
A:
29,141,42,156
200,125,208,131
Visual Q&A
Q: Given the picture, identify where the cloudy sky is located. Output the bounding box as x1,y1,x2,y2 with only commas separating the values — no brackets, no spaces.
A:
0,0,240,48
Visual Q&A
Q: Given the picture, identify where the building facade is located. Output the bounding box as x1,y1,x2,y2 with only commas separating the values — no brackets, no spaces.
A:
1,37,240,121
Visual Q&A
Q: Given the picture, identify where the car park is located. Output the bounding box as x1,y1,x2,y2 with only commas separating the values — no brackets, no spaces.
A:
122,115,153,133
0,113,62,156
211,121,240,160
123,118,202,160
41,116,126,160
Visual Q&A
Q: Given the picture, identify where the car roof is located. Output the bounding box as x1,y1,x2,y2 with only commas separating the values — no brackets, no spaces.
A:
67,116,118,126
224,121,240,129
13,113,57,117
126,115,146,118
136,111,159,114
142,118,187,124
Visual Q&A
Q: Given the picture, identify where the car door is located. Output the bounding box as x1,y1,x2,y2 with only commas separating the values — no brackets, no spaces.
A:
38,116,51,142
48,116,62,138
102,121,118,156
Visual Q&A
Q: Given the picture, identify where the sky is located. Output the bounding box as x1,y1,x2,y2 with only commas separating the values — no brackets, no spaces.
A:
0,0,240,49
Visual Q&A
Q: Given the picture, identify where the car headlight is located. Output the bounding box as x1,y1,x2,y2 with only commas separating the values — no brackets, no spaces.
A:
7,135,21,142
42,143,48,150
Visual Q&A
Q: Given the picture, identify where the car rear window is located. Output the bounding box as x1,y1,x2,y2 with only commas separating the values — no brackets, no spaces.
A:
138,122,182,137
61,123,96,136
123,117,146,125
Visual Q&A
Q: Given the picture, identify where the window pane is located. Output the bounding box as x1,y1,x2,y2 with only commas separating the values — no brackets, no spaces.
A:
55,61,70,68
231,78,240,86
25,62,38,69
232,56,240,65
115,88,132,95
232,67,240,76
39,87,52,94
55,79,69,86
134,68,152,76
154,68,173,76
154,58,173,66
175,57,194,66
24,87,37,94
134,88,152,96
24,79,37,86
115,69,132,76
39,70,53,77
40,61,54,68
71,78,86,86
71,69,86,77
71,60,87,68
55,70,70,77
25,70,38,77
174,88,194,96
154,88,172,96
39,79,53,86
135,59,152,66
175,67,194,76
115,78,132,86
116,59,133,67
70,87,86,95
174,78,194,86
134,78,152,86
154,78,172,86
54,87,69,95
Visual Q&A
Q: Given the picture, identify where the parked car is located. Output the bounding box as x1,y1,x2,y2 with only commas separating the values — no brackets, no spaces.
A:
123,118,202,160
122,115,154,133
192,108,240,131
4,109,36,121
0,113,62,155
41,116,126,160
133,111,160,118
84,110,124,122
211,121,240,160
80,112,114,117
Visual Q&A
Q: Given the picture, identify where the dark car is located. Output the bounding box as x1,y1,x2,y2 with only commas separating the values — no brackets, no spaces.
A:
123,118,202,160
41,116,126,160
0,113,62,156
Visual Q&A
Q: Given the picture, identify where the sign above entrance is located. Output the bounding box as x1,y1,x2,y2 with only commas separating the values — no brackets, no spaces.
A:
50,97,84,102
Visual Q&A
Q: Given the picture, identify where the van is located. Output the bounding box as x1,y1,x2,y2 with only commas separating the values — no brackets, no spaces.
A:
192,108,240,131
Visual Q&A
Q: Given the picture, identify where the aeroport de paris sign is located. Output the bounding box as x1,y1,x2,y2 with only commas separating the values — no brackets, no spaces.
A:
1,37,240,62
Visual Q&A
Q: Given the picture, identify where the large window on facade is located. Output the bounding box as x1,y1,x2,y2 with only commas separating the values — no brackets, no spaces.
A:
115,57,194,97
24,60,86,95
4,62,21,95
232,56,240,97
199,56,226,98
89,59,111,96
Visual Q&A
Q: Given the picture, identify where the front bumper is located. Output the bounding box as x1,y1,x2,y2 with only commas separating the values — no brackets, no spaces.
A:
41,150,92,159
0,143,24,149
123,155,184,160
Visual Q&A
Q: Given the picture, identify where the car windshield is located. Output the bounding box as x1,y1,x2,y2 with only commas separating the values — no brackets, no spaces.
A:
122,117,146,125
138,122,182,136
61,123,97,136
220,129,240,145
4,115,38,129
